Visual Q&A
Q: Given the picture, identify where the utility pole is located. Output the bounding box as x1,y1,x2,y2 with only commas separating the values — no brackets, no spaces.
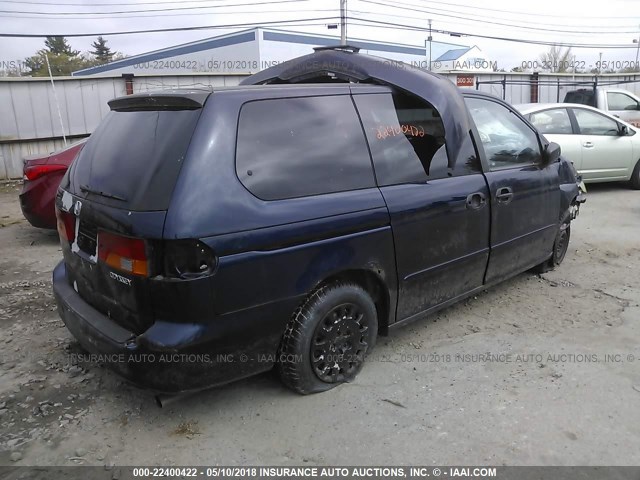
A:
598,52,603,75
45,54,67,146
634,25,640,68
340,0,347,45
428,19,433,71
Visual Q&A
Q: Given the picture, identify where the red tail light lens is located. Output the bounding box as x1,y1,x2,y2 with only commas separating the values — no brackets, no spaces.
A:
98,231,148,276
24,164,67,181
55,207,75,243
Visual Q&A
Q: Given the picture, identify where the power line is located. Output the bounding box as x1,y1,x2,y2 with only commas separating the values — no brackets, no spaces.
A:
0,16,341,36
0,0,268,4
1,0,635,20
350,9,636,37
354,0,638,30
346,17,640,49
356,0,640,34
0,7,335,19
0,0,310,15
409,0,640,20
3,13,633,49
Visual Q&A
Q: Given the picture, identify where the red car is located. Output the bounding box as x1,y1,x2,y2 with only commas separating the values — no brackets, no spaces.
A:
19,139,86,229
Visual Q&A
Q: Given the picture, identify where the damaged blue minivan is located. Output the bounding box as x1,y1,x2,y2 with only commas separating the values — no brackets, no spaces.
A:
53,47,585,394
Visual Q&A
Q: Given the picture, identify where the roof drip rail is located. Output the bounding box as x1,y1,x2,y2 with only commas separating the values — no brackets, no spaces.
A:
313,45,361,53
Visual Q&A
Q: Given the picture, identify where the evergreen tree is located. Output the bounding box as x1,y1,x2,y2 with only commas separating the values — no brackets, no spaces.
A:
44,36,80,56
21,36,124,76
90,36,114,64
23,37,84,76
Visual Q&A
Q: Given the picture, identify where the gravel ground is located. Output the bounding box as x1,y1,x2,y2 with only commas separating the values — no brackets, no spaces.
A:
0,180,639,467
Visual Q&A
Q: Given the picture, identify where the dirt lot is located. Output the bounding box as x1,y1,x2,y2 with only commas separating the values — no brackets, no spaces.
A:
0,180,639,467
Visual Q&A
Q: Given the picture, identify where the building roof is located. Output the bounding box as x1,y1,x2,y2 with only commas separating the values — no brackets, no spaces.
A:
73,27,469,76
72,29,257,76
435,47,472,62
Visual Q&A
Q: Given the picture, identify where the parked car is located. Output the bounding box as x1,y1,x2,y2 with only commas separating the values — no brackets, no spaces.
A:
20,139,87,229
563,88,640,128
516,103,640,188
52,47,585,395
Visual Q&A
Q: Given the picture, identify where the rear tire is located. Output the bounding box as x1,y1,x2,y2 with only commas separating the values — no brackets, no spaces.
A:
278,281,378,395
533,222,571,274
631,160,640,190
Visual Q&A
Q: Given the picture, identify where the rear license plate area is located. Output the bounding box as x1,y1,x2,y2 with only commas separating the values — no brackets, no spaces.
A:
77,220,97,256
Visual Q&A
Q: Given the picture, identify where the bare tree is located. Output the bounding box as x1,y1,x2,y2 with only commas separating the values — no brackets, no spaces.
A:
539,45,573,73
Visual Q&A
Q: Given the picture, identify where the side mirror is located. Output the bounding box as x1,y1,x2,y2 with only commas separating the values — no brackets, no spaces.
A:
542,142,561,165
618,124,629,136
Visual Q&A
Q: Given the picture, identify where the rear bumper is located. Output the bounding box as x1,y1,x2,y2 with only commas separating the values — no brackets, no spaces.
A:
52,261,277,393
19,177,60,229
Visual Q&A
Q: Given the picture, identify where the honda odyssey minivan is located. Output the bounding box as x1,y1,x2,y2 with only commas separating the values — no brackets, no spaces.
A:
53,47,584,394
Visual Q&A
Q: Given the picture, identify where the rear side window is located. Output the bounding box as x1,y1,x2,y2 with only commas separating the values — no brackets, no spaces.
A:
236,96,375,201
72,109,201,211
529,108,573,134
353,92,460,185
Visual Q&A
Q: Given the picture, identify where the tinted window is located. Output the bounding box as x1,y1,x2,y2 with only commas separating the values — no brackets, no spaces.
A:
72,109,201,211
466,97,541,171
529,108,573,134
353,93,459,185
572,108,619,136
607,92,639,111
564,90,596,107
236,96,375,200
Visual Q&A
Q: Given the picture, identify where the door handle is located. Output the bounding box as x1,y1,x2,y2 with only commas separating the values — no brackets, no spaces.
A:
466,192,486,210
583,141,594,148
496,187,513,204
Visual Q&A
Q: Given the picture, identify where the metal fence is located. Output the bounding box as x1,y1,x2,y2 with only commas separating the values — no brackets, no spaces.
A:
0,73,247,179
474,73,640,104
1,70,639,179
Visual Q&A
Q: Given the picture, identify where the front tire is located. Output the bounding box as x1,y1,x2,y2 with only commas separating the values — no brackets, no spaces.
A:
534,222,571,274
278,281,378,394
631,160,640,190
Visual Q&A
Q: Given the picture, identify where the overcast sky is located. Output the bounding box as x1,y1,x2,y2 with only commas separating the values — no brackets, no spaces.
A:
0,0,639,70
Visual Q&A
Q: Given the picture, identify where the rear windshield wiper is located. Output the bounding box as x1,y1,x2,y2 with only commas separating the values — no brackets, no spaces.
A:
80,184,127,202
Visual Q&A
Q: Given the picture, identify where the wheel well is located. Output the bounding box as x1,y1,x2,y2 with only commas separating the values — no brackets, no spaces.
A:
315,269,391,335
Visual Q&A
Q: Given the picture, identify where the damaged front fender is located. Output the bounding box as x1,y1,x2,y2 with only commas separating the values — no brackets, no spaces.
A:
558,157,586,223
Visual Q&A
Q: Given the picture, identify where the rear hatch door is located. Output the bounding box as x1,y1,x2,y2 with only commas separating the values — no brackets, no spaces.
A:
56,90,208,334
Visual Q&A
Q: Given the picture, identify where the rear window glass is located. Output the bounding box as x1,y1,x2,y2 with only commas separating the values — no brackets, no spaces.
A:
235,96,375,201
71,109,201,211
564,91,596,107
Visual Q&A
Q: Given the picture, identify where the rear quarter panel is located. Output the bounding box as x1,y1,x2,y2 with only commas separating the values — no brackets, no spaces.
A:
165,90,398,337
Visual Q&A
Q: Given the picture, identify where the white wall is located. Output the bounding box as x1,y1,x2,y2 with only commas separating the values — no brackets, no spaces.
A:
2,70,639,179
0,73,247,178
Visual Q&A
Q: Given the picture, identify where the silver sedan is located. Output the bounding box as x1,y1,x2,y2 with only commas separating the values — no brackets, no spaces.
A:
516,103,640,189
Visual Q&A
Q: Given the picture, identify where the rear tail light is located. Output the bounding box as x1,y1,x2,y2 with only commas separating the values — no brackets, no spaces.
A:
24,164,67,181
163,240,217,279
55,207,75,243
98,231,149,276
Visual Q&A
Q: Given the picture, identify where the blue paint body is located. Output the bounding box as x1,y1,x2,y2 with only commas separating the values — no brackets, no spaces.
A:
53,50,583,393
